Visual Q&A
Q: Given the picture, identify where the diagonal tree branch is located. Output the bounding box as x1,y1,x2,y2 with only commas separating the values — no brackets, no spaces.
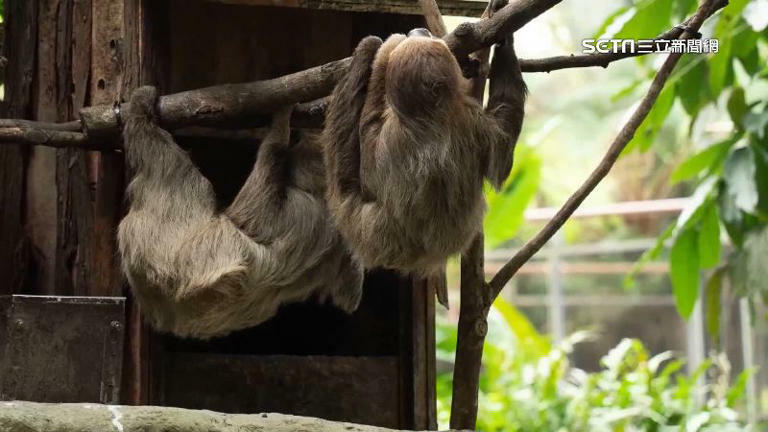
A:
488,0,728,295
444,2,727,429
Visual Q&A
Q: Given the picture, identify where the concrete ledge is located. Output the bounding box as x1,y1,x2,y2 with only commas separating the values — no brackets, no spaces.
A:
0,401,438,432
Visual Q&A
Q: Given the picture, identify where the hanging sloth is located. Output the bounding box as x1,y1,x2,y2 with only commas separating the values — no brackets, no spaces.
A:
322,27,527,274
118,86,363,339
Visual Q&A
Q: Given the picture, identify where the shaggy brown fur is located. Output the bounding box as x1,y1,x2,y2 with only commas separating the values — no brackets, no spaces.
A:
118,86,363,339
323,30,526,274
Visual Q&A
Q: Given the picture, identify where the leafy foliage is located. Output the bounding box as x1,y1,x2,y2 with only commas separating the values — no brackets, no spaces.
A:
484,144,541,248
436,301,751,432
610,0,768,331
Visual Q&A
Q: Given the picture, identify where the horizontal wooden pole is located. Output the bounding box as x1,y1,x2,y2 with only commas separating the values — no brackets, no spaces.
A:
77,0,563,137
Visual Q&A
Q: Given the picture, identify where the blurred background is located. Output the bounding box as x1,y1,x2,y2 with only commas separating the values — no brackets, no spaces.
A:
438,0,768,430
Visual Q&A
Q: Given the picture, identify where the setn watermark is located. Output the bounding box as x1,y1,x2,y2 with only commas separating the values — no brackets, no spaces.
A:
582,38,719,54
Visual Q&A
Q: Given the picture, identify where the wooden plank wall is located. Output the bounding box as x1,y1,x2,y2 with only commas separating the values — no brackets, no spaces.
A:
0,0,36,295
1,1,438,428
0,0,125,297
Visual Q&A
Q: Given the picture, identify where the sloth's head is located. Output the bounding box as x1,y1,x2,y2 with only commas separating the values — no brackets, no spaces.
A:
385,29,463,118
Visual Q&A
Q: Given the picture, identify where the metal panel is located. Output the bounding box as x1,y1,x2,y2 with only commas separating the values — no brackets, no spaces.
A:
0,295,125,403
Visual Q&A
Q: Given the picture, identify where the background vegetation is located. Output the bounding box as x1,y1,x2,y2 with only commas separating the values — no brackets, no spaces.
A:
439,0,768,430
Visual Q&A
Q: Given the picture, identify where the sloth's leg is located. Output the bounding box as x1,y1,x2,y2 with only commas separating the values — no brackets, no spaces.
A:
483,31,527,188
122,86,217,225
358,34,407,200
324,36,382,199
224,106,294,243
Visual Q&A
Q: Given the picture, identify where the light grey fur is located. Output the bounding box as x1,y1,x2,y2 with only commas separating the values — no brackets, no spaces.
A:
118,86,363,339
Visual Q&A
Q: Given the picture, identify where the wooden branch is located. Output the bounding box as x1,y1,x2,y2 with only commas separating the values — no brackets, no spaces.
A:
450,2,494,424
0,119,81,131
79,58,353,137
0,0,721,150
451,236,488,429
0,127,94,148
0,0,562,148
0,100,328,149
0,401,464,432
444,0,563,59
488,0,728,296
76,0,560,136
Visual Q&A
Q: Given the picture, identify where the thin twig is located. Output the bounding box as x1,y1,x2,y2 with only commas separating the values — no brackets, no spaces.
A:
488,0,728,295
519,17,702,73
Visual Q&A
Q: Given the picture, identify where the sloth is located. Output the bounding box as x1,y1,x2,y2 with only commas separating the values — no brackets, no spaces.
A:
118,86,363,339
322,28,526,275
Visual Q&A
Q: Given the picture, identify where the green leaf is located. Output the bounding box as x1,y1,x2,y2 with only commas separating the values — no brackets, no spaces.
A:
708,44,732,98
670,227,700,319
672,0,698,20
709,22,735,97
615,0,673,40
492,297,550,356
718,180,746,247
751,141,768,215
708,0,751,96
727,87,747,129
611,78,644,102
626,86,675,153
744,111,768,140
484,145,541,248
704,267,724,343
731,28,762,76
726,369,754,407
676,56,710,117
670,138,735,183
593,5,631,39
625,223,674,288
723,146,759,212
676,177,716,231
698,202,721,269
737,45,762,77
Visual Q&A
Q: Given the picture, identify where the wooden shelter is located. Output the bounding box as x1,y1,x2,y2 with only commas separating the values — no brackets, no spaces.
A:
0,0,484,429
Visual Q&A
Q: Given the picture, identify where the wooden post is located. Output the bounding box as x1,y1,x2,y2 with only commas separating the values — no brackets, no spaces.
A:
450,4,494,428
0,0,37,294
25,0,60,294
56,0,96,296
80,0,126,298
